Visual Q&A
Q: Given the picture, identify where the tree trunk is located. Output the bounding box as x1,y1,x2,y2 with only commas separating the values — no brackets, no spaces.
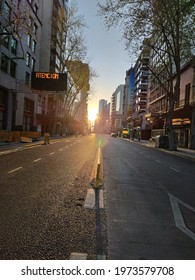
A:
166,92,177,151
166,101,177,151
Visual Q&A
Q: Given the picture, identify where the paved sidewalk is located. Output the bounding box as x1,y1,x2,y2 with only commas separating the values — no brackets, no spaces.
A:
132,139,195,161
0,135,68,156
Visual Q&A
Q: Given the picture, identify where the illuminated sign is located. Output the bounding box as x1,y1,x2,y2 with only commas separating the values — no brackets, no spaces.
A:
31,72,67,91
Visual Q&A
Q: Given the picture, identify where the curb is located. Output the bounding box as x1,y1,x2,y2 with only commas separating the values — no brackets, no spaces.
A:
123,138,195,162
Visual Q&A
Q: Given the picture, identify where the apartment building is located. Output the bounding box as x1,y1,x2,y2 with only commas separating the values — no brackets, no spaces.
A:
132,47,149,130
0,0,74,136
35,0,69,134
67,61,90,134
0,0,42,132
148,58,195,148
95,100,110,133
111,84,124,132
123,67,135,126
98,99,107,114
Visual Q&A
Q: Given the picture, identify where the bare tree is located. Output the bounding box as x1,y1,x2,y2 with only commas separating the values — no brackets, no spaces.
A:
0,0,35,60
56,2,97,120
97,0,195,150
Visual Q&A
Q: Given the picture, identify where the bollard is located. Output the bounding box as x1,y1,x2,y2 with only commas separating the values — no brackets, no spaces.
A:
44,133,50,144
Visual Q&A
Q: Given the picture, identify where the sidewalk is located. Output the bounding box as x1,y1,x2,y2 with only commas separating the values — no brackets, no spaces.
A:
133,139,195,161
0,135,68,156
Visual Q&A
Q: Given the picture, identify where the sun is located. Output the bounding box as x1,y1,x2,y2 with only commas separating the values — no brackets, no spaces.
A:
88,108,97,123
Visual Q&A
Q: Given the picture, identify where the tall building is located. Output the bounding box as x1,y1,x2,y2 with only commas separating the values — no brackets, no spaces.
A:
123,67,135,125
36,0,69,134
0,0,43,131
111,85,124,131
98,99,107,114
67,61,90,134
133,46,149,129
0,0,75,136
95,100,110,134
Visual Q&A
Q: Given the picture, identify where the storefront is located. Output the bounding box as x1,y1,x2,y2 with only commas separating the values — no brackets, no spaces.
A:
0,88,7,130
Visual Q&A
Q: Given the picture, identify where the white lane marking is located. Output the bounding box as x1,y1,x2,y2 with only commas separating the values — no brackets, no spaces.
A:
169,193,195,241
84,189,104,209
33,158,42,163
169,167,180,173
8,167,23,174
155,160,161,163
69,253,87,260
49,152,55,155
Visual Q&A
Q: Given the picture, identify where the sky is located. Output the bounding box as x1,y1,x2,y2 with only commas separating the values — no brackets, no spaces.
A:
74,0,133,117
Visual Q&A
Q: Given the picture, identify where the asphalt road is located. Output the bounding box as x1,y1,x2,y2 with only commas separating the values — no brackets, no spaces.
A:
0,134,107,260
1,133,195,260
101,135,195,260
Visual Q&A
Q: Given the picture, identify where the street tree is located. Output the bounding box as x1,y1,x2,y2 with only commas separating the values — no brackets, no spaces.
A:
54,2,96,130
0,0,35,60
97,0,195,150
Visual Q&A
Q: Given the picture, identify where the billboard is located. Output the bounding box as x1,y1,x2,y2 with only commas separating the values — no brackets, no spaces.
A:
31,72,67,91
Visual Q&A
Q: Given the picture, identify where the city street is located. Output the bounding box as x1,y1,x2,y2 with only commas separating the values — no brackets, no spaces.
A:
0,134,195,260
101,134,195,259
0,134,107,259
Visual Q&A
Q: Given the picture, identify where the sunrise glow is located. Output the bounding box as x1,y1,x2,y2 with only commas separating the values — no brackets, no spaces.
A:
88,108,97,123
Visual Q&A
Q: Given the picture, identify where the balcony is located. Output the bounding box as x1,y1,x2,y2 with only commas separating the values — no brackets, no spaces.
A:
136,98,147,105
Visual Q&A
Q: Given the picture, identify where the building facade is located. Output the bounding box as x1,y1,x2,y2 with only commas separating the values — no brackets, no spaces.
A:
148,58,195,148
0,0,89,138
133,47,149,131
0,0,42,132
111,84,124,132
123,67,135,127
98,99,107,114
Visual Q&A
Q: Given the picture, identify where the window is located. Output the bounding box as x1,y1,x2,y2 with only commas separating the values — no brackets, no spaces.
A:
11,37,17,55
26,53,30,67
27,35,31,47
4,2,11,21
32,39,36,52
10,61,17,77
2,29,9,48
185,83,191,106
1,53,9,73
31,57,35,70
38,95,41,106
33,23,37,35
34,4,38,14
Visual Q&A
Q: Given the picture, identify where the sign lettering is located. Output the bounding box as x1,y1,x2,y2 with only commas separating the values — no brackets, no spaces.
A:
35,72,59,80
31,72,67,91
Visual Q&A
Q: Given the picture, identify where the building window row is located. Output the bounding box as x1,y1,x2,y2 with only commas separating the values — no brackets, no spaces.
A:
3,2,11,22
2,32,18,56
26,53,36,70
27,35,37,52
0,53,17,78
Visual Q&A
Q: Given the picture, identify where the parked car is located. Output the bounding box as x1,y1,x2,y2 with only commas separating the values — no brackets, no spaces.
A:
111,132,117,137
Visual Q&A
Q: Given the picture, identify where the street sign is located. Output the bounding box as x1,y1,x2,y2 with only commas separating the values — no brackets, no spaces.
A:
31,72,67,91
